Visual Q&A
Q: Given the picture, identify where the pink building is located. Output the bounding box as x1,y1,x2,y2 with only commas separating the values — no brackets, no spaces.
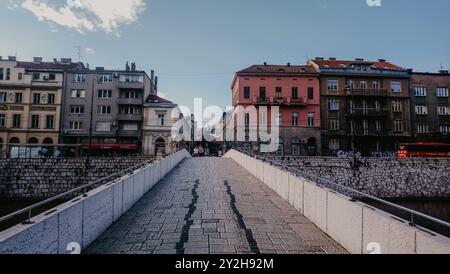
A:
231,63,321,155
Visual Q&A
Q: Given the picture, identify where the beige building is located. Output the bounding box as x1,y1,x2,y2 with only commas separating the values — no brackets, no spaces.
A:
0,56,83,155
143,94,187,156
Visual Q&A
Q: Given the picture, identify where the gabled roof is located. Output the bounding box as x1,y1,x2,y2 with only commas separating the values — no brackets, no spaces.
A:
144,94,176,106
311,58,405,71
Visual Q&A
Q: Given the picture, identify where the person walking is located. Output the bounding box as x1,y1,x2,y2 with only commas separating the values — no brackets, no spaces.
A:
193,146,199,157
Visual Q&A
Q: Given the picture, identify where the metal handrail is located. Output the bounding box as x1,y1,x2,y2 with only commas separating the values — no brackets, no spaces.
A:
248,152,450,230
0,158,156,226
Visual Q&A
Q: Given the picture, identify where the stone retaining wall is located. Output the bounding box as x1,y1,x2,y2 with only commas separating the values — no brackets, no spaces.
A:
257,156,450,198
0,157,153,199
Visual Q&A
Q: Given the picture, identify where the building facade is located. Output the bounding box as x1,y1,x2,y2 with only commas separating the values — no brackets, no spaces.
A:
231,63,321,156
143,94,185,156
60,63,153,155
308,58,411,156
0,56,83,156
410,70,450,142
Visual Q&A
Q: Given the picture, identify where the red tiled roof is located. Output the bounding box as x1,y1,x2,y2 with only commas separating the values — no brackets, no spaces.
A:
237,64,318,75
145,94,174,104
312,59,405,71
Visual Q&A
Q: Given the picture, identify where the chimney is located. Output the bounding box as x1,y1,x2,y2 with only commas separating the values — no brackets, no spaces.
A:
407,69,413,74
287,62,291,67
33,57,43,63
378,59,386,62
439,70,449,74
131,62,136,71
154,76,158,92
125,62,130,71
60,58,72,64
329,57,336,61
263,62,267,66
53,58,58,63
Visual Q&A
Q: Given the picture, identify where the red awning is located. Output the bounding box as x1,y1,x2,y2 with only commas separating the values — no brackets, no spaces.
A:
82,144,138,150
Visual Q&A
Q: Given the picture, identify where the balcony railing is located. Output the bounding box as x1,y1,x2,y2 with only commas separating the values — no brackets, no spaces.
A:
118,81,144,90
117,130,142,137
253,97,307,106
117,114,143,121
347,108,388,117
345,88,388,97
117,97,143,105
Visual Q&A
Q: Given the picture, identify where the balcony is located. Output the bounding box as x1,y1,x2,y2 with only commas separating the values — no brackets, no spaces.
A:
117,97,143,105
31,80,62,90
346,130,388,136
253,97,307,106
118,81,144,90
117,130,142,138
117,114,143,121
347,108,388,117
345,88,388,97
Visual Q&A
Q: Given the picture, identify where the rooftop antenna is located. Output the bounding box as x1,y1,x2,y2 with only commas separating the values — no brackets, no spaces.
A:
74,46,83,62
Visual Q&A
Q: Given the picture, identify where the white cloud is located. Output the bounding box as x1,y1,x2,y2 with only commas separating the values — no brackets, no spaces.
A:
9,0,147,35
85,47,95,55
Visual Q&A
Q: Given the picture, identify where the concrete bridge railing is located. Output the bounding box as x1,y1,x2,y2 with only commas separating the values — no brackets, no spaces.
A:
224,149,450,254
0,149,191,254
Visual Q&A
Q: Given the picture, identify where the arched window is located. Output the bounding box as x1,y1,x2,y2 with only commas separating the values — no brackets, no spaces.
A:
43,138,53,144
9,137,20,144
28,137,39,144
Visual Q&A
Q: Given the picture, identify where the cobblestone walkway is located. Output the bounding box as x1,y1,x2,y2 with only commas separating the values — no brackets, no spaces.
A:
84,158,347,254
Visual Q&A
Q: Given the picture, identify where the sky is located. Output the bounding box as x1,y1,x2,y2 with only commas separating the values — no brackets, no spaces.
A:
1,0,450,111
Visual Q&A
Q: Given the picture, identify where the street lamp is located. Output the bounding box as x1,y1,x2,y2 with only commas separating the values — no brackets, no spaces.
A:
87,74,98,159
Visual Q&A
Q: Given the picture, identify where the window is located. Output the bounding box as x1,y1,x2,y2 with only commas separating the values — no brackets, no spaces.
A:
292,87,298,99
12,114,21,128
362,100,368,114
375,100,381,110
392,101,402,112
32,93,41,104
438,106,449,116
122,75,140,83
99,74,113,83
243,87,250,99
70,105,84,114
15,93,22,103
391,81,402,93
275,112,282,126
73,74,86,82
347,80,354,90
360,81,367,91
308,113,314,127
329,139,339,151
18,73,23,80
71,89,85,98
440,125,450,134
32,72,40,80
416,123,429,133
275,87,282,98
124,90,139,98
121,106,140,115
49,73,56,80
415,86,427,97
291,112,298,126
244,112,250,127
45,115,54,129
329,119,339,130
375,120,382,132
69,121,83,130
437,87,449,97
6,68,10,80
415,105,428,115
373,81,380,90
393,120,403,132
259,110,267,127
0,92,6,103
97,105,112,114
328,99,339,110
96,122,111,132
98,90,112,98
327,80,338,92
0,68,3,80
158,114,165,126
363,120,369,135
308,87,314,100
47,94,55,104
0,114,5,127
31,115,40,129
259,87,266,100
123,122,139,131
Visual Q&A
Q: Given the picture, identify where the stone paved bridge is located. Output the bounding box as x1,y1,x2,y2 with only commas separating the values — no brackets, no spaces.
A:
85,158,347,254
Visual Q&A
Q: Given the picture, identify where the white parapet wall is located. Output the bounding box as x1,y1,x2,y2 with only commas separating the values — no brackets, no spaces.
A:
224,149,450,254
0,149,191,254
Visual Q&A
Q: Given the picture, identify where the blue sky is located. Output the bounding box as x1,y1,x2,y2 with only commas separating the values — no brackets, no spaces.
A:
1,0,450,110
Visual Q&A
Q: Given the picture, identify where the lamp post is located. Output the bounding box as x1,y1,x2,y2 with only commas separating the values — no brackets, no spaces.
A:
87,74,97,159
